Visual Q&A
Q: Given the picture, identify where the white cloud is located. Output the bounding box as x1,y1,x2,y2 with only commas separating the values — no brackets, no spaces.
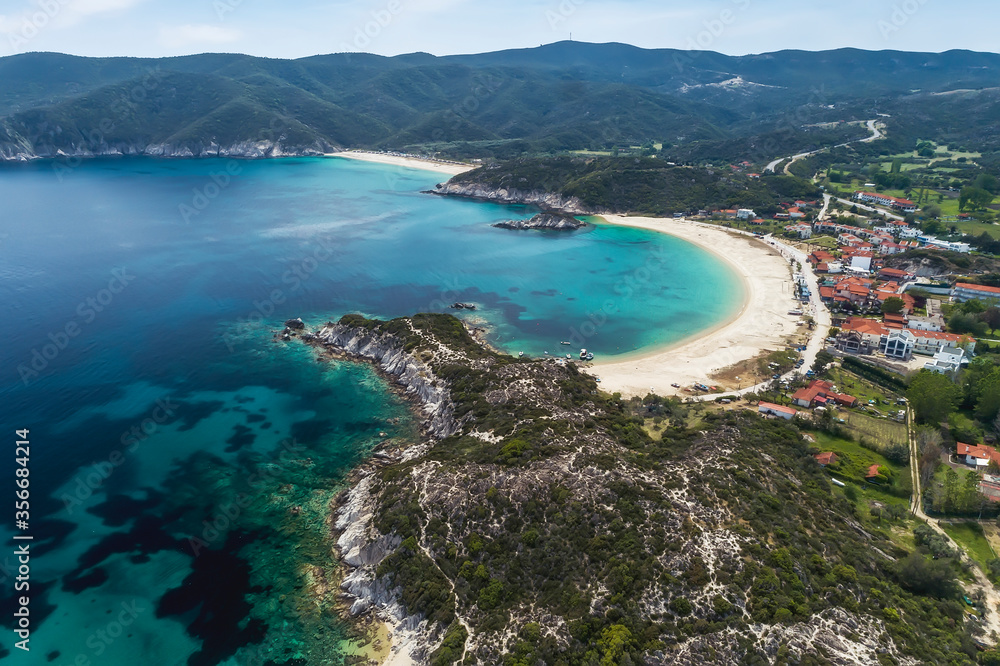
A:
159,24,242,49
70,0,145,17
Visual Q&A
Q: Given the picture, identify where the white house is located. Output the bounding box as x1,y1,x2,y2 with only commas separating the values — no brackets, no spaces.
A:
924,347,967,374
880,329,916,360
737,209,756,220
850,252,873,272
907,316,944,332
758,402,797,420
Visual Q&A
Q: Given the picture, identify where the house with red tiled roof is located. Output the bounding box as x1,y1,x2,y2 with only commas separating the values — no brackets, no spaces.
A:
879,267,913,282
958,442,1000,469
758,402,798,420
866,464,884,479
792,380,857,409
855,191,918,213
814,452,839,466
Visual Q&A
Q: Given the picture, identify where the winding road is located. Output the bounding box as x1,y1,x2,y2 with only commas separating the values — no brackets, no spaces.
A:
765,119,882,175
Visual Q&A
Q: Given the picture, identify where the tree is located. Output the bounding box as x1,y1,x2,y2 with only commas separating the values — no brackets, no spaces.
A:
882,297,905,315
895,552,960,598
907,371,961,425
984,306,1000,332
959,186,993,212
974,368,1000,423
923,203,942,219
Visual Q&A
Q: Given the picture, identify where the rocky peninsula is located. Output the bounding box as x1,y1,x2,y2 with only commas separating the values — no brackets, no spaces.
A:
292,313,951,666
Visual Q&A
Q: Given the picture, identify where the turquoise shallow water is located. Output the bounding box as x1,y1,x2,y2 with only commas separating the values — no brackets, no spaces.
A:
0,157,743,664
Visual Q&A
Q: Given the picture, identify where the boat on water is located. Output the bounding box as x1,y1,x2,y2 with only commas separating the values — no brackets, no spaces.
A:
560,341,571,345
518,351,524,358
566,354,572,360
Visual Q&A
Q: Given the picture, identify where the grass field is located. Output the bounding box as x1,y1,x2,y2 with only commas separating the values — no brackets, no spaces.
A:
826,367,900,408
844,411,909,448
810,431,910,507
940,521,997,572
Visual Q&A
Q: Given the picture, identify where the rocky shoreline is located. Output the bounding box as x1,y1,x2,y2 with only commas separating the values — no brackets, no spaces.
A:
492,212,586,231
431,180,599,215
286,318,463,664
0,139,338,163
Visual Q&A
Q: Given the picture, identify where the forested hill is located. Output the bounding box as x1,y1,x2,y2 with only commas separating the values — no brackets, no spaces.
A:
437,156,822,217
2,44,1000,161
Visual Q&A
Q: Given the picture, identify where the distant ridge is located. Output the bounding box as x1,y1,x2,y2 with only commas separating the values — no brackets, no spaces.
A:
1,42,999,162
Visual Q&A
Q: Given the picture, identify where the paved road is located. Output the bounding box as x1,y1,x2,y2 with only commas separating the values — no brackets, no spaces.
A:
764,120,882,174
832,196,905,222
685,226,831,402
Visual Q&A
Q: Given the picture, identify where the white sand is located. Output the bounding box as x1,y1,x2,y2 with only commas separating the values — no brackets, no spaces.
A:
329,150,476,176
591,215,802,398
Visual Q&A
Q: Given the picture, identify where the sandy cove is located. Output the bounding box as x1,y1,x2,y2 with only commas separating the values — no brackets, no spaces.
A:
592,215,802,398
329,150,476,176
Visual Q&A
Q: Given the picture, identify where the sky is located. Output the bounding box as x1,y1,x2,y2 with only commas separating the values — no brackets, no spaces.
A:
0,0,996,60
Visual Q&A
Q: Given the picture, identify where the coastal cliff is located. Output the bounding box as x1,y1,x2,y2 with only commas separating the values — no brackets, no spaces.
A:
0,139,336,162
297,313,968,665
433,181,595,214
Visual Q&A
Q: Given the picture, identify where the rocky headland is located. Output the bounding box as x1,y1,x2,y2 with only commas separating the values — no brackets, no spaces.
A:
287,312,964,665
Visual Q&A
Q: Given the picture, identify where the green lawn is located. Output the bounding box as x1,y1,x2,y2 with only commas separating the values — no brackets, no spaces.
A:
939,521,997,572
803,235,841,250
809,432,909,507
952,220,1000,240
826,367,899,408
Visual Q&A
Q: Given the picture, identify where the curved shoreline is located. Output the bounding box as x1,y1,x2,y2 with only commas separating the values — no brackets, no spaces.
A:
592,215,802,398
328,150,476,176
318,151,803,399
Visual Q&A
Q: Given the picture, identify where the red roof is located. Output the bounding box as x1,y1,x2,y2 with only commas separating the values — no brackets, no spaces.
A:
957,442,1000,465
880,268,910,278
866,464,882,478
842,318,888,337
758,402,797,416
815,452,838,466
957,283,1000,296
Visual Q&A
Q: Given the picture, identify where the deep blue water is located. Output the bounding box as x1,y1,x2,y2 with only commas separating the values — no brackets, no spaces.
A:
0,157,743,664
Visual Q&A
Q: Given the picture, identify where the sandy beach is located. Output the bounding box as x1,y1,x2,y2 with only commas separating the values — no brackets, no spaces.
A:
329,150,476,176
592,215,802,398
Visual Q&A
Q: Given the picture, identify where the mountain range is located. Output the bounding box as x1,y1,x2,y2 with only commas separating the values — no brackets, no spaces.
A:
2,43,1000,161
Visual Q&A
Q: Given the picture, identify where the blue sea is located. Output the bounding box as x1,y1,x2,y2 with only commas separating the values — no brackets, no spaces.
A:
0,157,743,664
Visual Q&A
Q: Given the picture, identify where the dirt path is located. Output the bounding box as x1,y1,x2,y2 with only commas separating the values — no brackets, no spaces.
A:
416,463,474,662
907,409,1000,641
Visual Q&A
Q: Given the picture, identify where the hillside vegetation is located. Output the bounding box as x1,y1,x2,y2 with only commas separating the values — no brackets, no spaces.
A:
317,314,985,665
4,45,1000,162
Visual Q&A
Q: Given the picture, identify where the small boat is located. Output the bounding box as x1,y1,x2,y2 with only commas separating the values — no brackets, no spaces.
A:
518,351,524,358
566,354,572,360
560,341,571,346
579,348,588,360
584,352,594,361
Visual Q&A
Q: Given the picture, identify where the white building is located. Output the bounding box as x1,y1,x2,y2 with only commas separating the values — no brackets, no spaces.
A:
953,283,1000,304
880,329,916,360
850,253,873,272
924,347,967,374
737,209,756,220
907,316,944,332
